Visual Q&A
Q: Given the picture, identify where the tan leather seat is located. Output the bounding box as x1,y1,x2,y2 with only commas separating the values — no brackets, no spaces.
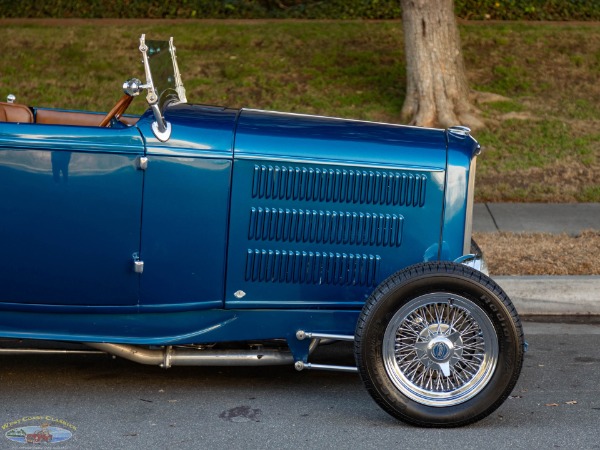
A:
0,102,139,127
36,109,104,126
36,109,139,127
0,102,34,123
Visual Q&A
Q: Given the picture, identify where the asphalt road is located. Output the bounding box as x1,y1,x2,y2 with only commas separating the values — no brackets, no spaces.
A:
1,321,599,450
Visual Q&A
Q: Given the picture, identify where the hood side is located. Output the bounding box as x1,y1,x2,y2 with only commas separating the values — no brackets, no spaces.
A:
226,109,449,309
234,109,447,170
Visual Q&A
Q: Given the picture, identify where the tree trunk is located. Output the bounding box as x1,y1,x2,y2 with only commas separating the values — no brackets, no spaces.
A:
400,0,484,130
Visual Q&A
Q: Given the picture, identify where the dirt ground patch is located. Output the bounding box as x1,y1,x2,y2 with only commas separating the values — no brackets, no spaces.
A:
474,231,600,275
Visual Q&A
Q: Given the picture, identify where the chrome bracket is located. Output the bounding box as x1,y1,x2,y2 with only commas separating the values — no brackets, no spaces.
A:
294,361,358,373
136,156,148,171
151,119,172,142
161,345,173,369
447,125,471,138
455,253,488,276
296,331,354,342
294,330,358,373
7,94,15,104
132,252,144,274
139,35,158,106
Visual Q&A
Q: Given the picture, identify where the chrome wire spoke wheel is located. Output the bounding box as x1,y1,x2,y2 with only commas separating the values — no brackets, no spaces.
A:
382,293,498,407
356,262,524,426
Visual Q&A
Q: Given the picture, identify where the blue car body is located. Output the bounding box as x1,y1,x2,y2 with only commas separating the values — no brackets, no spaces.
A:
0,103,477,350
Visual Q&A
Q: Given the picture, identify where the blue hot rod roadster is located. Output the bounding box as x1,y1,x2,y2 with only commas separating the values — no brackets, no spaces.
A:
0,35,524,427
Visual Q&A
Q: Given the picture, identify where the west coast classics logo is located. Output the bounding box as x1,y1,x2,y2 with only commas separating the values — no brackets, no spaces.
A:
3,416,76,445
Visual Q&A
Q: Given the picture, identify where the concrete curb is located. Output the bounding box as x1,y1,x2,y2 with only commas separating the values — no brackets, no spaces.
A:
494,276,600,316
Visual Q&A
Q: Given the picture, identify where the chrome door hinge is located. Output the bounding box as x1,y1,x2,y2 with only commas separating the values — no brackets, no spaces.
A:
136,156,148,171
132,252,144,274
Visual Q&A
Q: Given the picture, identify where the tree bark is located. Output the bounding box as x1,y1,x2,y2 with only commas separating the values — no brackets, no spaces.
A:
400,0,484,130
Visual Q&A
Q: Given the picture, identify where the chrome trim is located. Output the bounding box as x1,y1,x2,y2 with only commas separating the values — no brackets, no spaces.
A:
151,118,172,142
139,34,169,137
163,345,173,369
463,155,477,254
241,108,445,132
132,252,144,274
456,239,488,275
122,78,143,97
447,125,471,138
139,35,159,106
0,348,102,355
136,156,148,171
234,153,444,173
6,94,15,104
456,253,488,276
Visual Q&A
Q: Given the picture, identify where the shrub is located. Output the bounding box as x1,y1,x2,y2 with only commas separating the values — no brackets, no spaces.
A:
0,0,598,20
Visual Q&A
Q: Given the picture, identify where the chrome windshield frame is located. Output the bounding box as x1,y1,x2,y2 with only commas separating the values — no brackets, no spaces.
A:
169,37,187,104
139,34,169,140
138,34,187,142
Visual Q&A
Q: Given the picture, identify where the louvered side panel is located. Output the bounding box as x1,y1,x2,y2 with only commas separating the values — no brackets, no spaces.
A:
227,158,446,308
248,207,403,247
251,165,427,207
245,249,380,287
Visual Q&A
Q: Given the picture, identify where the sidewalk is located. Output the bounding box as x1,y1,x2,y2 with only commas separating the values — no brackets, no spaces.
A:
474,202,599,234
473,203,600,316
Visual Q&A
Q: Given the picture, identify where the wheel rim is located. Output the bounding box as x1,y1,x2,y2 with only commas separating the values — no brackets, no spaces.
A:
383,293,498,407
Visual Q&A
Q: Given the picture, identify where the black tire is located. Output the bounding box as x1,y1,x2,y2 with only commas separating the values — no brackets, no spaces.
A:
355,261,524,427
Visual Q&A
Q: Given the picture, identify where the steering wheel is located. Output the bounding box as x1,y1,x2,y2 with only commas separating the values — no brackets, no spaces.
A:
100,94,134,127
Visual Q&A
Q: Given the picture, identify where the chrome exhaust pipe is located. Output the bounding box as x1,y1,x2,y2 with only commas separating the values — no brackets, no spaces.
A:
85,343,295,368
0,348,102,356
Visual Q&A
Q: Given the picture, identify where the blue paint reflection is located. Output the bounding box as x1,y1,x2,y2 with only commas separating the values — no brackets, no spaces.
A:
51,151,71,184
0,140,144,306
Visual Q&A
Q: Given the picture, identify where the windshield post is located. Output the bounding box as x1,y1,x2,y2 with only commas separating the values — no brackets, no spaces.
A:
139,34,171,141
169,37,187,104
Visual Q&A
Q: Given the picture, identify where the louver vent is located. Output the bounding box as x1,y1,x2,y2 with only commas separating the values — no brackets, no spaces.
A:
251,165,427,207
248,207,403,247
244,249,380,286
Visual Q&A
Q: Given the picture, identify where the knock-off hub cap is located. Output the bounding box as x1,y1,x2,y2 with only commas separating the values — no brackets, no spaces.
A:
414,325,464,377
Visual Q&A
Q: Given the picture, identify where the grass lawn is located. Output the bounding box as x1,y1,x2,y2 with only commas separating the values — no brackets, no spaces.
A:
0,20,598,202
